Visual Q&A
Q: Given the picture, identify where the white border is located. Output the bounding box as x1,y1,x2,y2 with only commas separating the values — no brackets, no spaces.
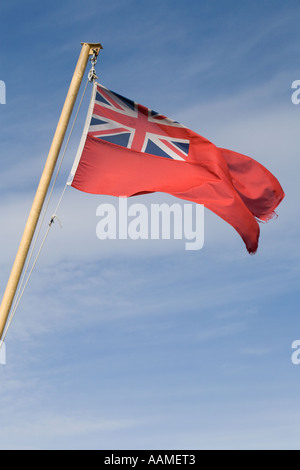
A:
67,81,98,185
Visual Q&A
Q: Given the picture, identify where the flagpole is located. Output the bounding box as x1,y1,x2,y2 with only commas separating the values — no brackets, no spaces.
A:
0,42,102,341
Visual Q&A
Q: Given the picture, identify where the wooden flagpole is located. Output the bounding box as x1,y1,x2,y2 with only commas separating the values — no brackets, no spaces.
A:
0,42,102,341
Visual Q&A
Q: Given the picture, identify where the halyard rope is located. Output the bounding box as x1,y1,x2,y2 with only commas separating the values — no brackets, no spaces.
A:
0,74,92,346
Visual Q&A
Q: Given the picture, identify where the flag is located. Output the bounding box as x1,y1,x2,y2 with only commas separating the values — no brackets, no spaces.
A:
69,82,284,253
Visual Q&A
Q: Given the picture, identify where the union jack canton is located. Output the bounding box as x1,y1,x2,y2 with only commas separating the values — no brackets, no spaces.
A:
88,83,190,161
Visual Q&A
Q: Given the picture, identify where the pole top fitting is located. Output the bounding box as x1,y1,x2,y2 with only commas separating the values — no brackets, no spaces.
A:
81,42,103,57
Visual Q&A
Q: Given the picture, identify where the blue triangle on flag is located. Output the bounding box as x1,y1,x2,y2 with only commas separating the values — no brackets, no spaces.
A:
145,140,172,159
171,141,189,155
90,116,109,126
112,91,135,111
96,132,131,148
96,91,111,107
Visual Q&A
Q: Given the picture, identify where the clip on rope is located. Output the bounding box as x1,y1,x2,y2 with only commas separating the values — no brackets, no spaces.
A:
88,50,98,82
49,214,62,228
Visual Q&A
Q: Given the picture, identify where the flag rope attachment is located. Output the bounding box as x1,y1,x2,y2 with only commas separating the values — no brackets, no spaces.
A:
88,50,98,82
0,70,95,347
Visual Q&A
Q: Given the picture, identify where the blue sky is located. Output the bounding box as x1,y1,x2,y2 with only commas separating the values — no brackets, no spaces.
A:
0,0,300,450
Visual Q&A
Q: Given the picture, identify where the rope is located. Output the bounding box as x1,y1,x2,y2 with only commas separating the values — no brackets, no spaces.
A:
13,78,90,307
1,224,52,345
1,72,93,345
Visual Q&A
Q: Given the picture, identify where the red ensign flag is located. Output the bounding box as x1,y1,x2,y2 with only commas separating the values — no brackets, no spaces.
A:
69,82,284,253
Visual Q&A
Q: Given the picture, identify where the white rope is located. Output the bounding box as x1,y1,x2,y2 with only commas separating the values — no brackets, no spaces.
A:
1,77,91,345
1,225,52,344
12,78,89,311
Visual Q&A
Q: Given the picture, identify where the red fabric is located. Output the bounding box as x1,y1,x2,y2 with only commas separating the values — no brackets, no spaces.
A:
220,148,284,221
71,135,284,254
